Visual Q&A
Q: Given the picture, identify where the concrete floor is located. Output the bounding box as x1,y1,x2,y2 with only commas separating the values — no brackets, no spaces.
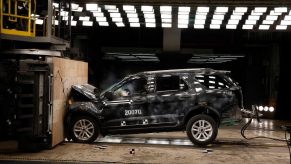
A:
0,119,291,164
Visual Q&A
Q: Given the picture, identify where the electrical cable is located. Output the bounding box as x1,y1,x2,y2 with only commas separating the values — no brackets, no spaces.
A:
285,130,291,164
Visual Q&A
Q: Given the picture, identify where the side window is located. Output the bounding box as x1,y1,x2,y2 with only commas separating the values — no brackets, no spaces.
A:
194,75,229,89
113,77,147,99
156,75,188,92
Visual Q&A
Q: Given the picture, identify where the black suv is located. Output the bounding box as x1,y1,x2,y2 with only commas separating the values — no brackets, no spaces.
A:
65,68,243,146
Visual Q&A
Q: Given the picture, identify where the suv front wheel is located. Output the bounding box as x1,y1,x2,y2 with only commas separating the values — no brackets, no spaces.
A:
70,116,99,143
186,114,218,146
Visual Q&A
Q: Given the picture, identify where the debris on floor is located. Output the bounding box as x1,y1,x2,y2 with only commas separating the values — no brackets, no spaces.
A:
94,145,108,150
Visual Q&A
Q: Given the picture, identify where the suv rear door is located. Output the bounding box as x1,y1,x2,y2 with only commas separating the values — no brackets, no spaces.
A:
147,74,191,127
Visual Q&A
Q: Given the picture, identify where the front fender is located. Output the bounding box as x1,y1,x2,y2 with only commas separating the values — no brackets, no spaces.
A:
64,101,102,137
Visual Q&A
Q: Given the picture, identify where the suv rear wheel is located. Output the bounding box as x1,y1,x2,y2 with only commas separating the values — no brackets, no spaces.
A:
186,114,218,146
70,116,99,143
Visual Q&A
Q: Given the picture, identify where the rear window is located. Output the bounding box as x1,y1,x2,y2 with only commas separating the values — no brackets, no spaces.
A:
194,74,229,89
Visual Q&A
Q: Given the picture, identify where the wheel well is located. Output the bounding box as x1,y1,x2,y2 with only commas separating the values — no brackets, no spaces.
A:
184,107,220,126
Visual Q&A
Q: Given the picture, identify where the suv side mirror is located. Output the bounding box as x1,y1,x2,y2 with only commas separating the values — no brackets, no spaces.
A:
104,91,114,101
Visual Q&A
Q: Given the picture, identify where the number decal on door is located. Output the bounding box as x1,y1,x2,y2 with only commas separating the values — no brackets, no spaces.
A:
125,109,142,116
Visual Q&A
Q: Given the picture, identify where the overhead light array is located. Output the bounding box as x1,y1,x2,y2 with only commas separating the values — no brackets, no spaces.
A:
194,7,209,29
178,7,190,28
53,3,290,31
124,5,138,27
210,7,229,29
188,54,244,64
227,7,247,29
141,6,155,28
160,6,172,28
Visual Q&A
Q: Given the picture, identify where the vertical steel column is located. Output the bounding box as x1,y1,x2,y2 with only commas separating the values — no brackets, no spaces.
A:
47,0,53,37
68,0,72,42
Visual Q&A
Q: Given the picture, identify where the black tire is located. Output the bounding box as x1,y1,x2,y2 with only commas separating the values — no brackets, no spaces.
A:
186,114,218,147
70,116,99,143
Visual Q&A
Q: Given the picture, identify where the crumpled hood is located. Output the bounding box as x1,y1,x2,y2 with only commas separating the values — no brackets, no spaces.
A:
71,84,98,100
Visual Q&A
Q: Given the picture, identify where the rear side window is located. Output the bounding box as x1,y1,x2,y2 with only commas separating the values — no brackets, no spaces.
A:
156,75,188,92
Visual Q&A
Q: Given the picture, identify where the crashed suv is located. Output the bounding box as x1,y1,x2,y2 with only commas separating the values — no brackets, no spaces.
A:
65,68,243,146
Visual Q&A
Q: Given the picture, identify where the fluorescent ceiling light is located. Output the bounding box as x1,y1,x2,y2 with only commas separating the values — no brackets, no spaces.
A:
73,7,83,12
36,19,43,25
116,22,125,27
178,19,189,24
248,15,260,20
259,25,270,30
178,14,189,19
105,5,116,10
128,17,139,22
211,19,222,24
162,23,171,28
62,16,68,21
145,18,156,23
110,13,121,18
242,24,253,29
215,7,228,13
226,24,237,29
146,23,156,28
99,21,109,26
179,7,191,12
161,14,171,19
130,22,140,27
71,3,79,10
232,11,245,15
285,15,291,20
54,20,58,25
228,19,239,24
144,13,155,18
178,24,188,28
262,20,274,24
79,16,90,21
112,17,123,22
210,24,220,29
124,9,136,13
230,15,242,20
281,20,291,25
274,7,287,13
96,17,106,22
197,7,209,13
108,9,119,13
60,11,68,16
245,20,257,24
195,15,207,20
194,24,204,29
251,11,263,15
162,18,171,23
270,10,282,15
160,6,172,12
266,15,278,21
254,7,267,13
93,12,104,17
276,25,287,30
234,7,248,13
196,12,208,16
53,3,59,8
123,5,135,11
86,4,98,11
71,21,77,26
141,6,153,12
127,13,138,18
83,21,93,26
195,19,205,24
213,15,225,20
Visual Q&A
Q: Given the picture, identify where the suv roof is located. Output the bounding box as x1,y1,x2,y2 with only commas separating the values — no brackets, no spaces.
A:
136,68,231,76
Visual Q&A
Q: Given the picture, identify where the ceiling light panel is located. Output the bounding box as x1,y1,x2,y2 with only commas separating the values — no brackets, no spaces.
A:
242,24,254,29
96,17,106,22
99,22,109,26
254,7,267,13
226,24,237,29
130,22,140,27
196,7,209,13
160,6,172,12
276,25,287,30
194,24,204,29
141,6,153,12
86,4,98,11
145,18,156,23
162,23,172,28
215,7,228,13
274,7,288,13
83,21,93,26
259,25,270,30
234,7,248,13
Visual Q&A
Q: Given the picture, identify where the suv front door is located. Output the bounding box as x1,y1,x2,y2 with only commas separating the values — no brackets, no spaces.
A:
103,76,148,131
